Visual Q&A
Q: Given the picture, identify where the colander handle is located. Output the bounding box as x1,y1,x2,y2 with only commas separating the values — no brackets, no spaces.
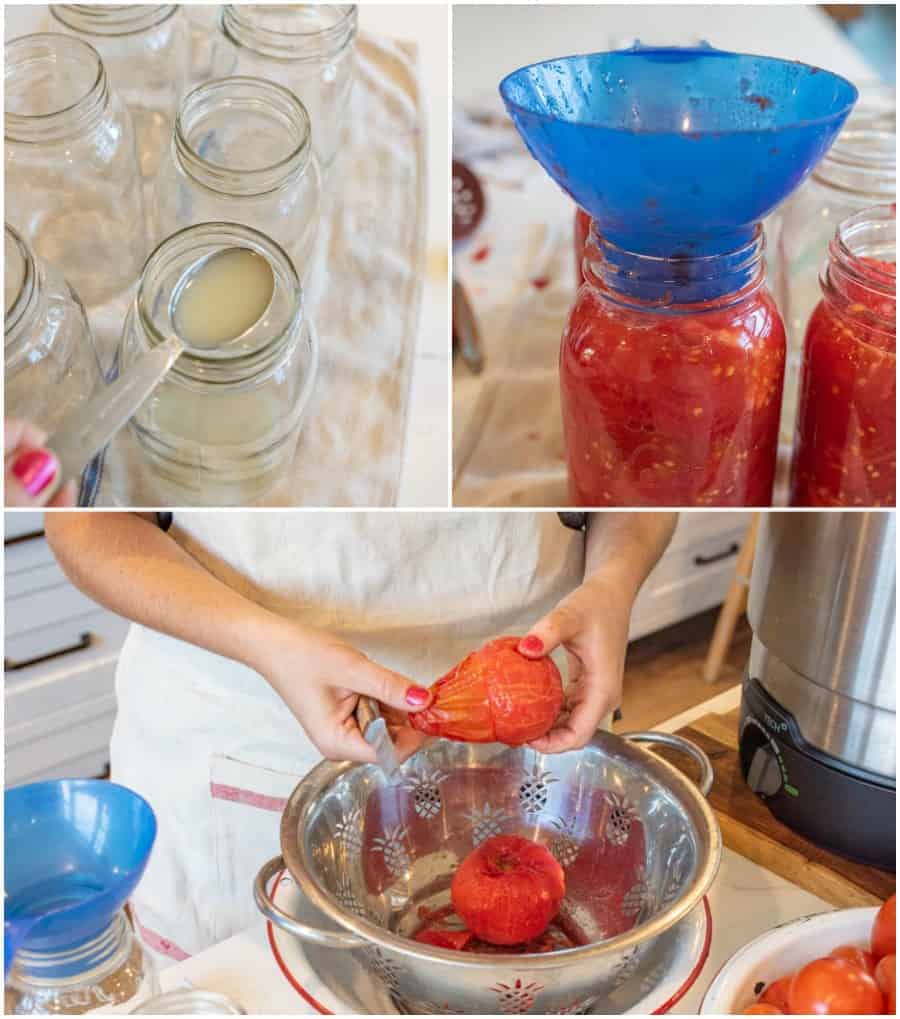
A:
254,856,366,950
622,731,715,797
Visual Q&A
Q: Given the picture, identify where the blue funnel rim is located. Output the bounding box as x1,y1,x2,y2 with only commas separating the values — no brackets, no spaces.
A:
499,46,859,136
5,778,158,935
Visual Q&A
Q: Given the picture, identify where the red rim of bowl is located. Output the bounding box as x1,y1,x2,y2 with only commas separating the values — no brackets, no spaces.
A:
266,869,714,1015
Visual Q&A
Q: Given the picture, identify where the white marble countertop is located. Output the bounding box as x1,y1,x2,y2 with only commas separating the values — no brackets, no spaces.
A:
159,685,835,1014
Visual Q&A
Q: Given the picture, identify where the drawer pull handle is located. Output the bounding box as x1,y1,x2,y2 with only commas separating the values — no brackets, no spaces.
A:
694,543,739,567
5,632,93,671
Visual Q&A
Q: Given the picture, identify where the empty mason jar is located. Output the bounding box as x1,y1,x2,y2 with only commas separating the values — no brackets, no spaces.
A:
5,224,103,435
214,5,357,172
49,5,188,183
5,34,146,372
119,223,318,506
152,77,321,282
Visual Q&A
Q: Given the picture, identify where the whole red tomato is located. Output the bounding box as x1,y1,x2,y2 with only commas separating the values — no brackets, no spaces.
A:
742,1006,783,1015
875,954,896,1013
760,975,793,1010
787,957,884,1015
410,637,564,745
830,944,879,977
451,835,565,945
873,897,897,960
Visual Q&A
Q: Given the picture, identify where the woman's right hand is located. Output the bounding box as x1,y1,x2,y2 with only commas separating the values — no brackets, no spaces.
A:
5,419,76,507
254,617,433,764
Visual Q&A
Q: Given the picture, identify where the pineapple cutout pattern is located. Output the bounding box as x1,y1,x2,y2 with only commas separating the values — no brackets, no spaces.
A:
402,767,448,820
549,816,580,868
363,945,403,991
660,853,687,909
611,945,642,988
371,823,412,876
517,763,558,815
335,876,367,919
466,803,509,846
621,872,650,919
491,978,544,1014
334,806,364,859
603,791,638,847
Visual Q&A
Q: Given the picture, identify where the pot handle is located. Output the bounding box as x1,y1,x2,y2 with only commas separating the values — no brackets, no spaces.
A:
254,855,366,950
622,731,715,797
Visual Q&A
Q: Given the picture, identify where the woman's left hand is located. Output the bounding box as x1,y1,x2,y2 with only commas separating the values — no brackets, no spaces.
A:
517,574,632,754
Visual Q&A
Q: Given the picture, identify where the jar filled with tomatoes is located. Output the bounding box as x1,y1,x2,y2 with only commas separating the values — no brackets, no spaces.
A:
574,206,591,285
790,206,895,507
561,223,785,507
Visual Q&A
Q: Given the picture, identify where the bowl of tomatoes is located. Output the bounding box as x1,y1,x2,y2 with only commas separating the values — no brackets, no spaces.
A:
701,895,895,1015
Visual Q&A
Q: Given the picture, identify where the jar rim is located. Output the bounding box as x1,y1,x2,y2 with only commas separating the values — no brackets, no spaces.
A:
136,222,304,384
174,76,313,196
4,224,37,346
50,5,178,38
585,222,767,311
823,204,896,335
5,33,107,142
220,4,357,62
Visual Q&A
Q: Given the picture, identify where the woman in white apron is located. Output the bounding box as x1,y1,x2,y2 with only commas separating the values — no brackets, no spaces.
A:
46,510,675,962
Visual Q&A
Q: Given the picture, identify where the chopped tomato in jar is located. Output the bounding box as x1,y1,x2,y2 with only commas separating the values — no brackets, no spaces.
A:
560,273,785,507
790,255,896,507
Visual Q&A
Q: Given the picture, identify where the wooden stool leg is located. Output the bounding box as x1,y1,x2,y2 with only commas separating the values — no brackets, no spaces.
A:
703,514,759,684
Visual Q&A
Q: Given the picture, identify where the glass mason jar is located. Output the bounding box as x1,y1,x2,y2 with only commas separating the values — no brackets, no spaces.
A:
119,223,319,506
152,77,322,283
790,206,895,508
213,5,357,173
5,224,103,435
5,33,146,364
775,121,894,445
5,909,159,1014
561,226,785,507
574,206,590,286
49,5,188,184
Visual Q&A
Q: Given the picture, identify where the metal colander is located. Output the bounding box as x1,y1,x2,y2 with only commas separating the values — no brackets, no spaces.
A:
255,731,721,1014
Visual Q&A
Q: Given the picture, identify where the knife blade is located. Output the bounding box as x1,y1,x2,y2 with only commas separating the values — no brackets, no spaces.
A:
45,335,183,490
355,697,400,774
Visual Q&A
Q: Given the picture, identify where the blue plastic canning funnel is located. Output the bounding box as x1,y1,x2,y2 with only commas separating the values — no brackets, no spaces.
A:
4,779,157,977
499,45,858,256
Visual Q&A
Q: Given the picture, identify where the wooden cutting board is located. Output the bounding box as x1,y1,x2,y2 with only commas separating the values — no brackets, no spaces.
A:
651,708,895,908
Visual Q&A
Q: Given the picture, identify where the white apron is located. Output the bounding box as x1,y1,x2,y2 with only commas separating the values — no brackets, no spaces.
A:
110,511,584,962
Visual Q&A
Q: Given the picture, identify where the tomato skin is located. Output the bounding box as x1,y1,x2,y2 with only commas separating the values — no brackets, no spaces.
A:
742,1005,783,1015
760,975,794,1010
873,897,897,960
830,945,879,977
414,928,473,951
875,954,896,1013
787,957,885,1015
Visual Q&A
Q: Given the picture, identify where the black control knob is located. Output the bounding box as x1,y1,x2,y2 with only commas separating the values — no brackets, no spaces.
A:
746,743,783,797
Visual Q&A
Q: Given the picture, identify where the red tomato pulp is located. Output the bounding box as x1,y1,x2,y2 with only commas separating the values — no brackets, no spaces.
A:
790,257,896,507
561,278,785,506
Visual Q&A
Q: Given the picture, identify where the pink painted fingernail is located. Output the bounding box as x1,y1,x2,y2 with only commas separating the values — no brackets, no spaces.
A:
11,448,57,496
520,635,544,654
405,685,431,708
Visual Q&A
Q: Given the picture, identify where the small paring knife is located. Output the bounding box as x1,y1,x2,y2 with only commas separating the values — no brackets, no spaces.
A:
354,697,401,774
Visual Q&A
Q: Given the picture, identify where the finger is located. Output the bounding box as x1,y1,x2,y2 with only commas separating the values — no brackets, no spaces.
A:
518,600,583,658
319,715,378,764
5,448,62,507
48,480,78,508
345,659,433,714
4,419,47,456
391,727,431,764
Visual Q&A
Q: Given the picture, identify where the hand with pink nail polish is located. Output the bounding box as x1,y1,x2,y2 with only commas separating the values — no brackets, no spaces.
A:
5,418,77,508
254,616,433,765
518,513,678,754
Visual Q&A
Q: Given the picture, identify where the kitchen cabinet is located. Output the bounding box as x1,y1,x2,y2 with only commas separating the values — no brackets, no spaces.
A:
5,513,129,786
630,512,751,641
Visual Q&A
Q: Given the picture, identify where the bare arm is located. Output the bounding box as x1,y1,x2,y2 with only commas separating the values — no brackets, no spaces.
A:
45,512,432,762
519,512,678,752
